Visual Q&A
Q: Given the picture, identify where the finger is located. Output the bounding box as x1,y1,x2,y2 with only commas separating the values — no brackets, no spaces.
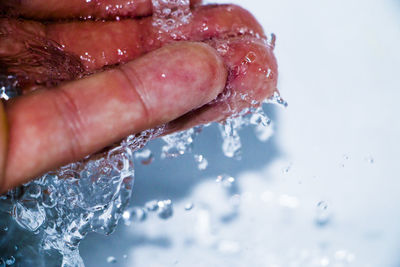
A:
165,36,278,133
0,102,7,190
0,4,264,84
1,42,227,192
46,5,265,71
1,0,202,20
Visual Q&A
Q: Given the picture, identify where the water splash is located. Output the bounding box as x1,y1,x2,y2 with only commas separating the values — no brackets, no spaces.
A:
1,127,164,266
122,199,175,226
161,127,199,158
134,149,154,165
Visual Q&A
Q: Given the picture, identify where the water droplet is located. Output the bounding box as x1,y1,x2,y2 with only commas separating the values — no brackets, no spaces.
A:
152,0,192,32
219,119,242,159
244,51,257,63
267,91,288,108
162,128,197,158
134,149,154,165
122,254,127,259
184,203,194,211
315,201,331,227
122,207,147,226
216,174,235,188
4,256,15,266
282,164,291,174
365,155,374,164
157,200,174,220
106,256,117,264
194,154,208,170
145,200,159,212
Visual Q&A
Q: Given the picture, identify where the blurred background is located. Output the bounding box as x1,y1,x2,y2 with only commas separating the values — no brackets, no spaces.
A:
80,0,400,266
3,0,400,266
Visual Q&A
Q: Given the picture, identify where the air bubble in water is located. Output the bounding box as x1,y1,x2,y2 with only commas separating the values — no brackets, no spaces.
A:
157,199,174,220
194,154,208,170
315,201,331,227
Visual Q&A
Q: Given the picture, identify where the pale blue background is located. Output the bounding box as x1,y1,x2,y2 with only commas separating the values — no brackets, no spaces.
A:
80,0,400,266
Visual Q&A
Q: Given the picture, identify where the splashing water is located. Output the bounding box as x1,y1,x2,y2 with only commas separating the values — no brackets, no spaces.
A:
122,199,174,226
0,80,280,266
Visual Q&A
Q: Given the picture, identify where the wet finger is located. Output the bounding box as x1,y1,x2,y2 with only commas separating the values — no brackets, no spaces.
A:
165,36,278,133
46,4,265,70
0,4,264,86
1,0,202,20
1,42,227,192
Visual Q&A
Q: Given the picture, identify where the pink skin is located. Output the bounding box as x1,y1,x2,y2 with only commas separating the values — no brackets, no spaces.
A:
0,4,278,191
3,42,227,191
0,0,202,20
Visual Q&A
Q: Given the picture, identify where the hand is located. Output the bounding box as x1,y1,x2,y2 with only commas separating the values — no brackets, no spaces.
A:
0,1,278,192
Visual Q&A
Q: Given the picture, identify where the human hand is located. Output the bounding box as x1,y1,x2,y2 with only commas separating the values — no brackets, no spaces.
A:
0,1,278,192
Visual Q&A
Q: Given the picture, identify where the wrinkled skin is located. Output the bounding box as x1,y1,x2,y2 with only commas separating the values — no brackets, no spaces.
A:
0,0,278,192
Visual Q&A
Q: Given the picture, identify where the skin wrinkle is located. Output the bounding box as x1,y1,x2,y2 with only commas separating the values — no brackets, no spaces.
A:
51,87,86,160
117,64,151,127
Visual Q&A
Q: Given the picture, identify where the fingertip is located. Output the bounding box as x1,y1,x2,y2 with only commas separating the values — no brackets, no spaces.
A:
128,41,227,125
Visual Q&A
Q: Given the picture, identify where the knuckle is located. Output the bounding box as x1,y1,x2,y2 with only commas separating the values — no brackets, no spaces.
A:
52,88,84,160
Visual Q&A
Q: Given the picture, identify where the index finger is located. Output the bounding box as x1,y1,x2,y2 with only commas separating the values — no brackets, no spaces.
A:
1,0,202,20
1,42,227,192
